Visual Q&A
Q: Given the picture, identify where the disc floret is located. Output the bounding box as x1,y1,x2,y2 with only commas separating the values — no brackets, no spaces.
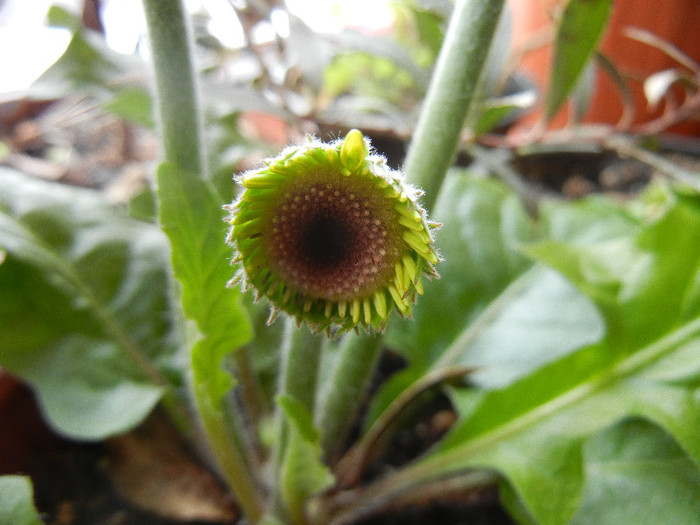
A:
226,129,439,333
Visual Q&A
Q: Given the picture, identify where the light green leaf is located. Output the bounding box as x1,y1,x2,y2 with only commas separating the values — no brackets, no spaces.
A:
101,86,154,127
570,58,596,122
0,476,42,525
0,169,174,439
278,395,335,524
46,4,82,31
545,0,614,120
472,90,537,135
452,266,604,389
0,141,9,162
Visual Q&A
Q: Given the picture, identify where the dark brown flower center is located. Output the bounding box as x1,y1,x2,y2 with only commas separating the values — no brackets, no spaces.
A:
263,175,401,301
299,212,353,268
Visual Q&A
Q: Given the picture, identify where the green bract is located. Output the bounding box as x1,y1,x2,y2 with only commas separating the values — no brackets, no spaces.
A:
226,129,439,333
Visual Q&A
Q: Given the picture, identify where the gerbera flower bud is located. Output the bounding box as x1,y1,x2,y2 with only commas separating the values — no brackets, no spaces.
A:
225,129,439,333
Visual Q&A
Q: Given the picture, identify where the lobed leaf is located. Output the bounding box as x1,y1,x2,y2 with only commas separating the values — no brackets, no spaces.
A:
155,162,252,407
155,161,259,516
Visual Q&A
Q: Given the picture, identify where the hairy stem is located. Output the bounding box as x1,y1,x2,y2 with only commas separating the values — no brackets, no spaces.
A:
403,0,506,210
280,321,324,412
316,332,384,464
268,320,324,521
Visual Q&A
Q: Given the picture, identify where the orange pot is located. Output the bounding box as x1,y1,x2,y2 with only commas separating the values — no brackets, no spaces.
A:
508,0,700,135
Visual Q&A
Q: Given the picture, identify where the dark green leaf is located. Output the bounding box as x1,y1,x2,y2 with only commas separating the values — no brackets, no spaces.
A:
570,419,700,525
381,185,700,525
386,174,536,364
545,0,614,120
0,169,173,440
0,476,42,525
128,186,157,223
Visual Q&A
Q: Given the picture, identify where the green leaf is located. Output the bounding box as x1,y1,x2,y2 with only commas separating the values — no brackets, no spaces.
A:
348,174,624,496
128,187,157,223
374,175,611,426
569,419,700,525
0,476,42,525
0,141,9,162
0,169,174,439
156,161,260,517
545,0,614,121
101,86,154,127
570,58,596,123
527,189,700,350
278,395,335,524
155,161,261,506
472,90,537,135
378,185,700,525
46,4,82,31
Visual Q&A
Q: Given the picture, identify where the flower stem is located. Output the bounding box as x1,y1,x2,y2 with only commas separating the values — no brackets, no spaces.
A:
316,332,384,463
269,319,324,520
279,320,324,412
270,320,324,473
403,0,506,210
142,0,206,176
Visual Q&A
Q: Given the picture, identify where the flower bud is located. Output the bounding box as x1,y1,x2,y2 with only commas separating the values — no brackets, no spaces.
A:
226,130,439,333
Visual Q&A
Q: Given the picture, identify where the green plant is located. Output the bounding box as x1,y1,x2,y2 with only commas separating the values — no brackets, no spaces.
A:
2,1,700,524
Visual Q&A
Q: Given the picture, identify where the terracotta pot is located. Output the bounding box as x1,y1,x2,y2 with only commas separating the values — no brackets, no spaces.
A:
508,0,700,135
